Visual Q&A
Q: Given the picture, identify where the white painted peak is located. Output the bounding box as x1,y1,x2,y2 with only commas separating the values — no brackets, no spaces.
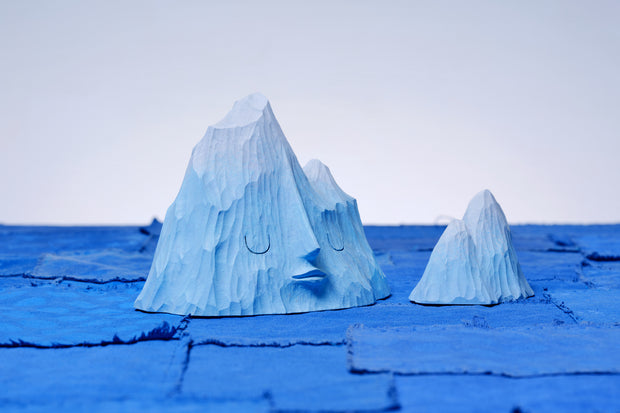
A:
213,92,270,129
466,189,497,215
303,159,353,204
442,218,470,240
191,93,287,178
463,189,506,226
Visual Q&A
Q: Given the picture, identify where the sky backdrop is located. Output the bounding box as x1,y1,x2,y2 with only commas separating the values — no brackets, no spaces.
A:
1,1,619,225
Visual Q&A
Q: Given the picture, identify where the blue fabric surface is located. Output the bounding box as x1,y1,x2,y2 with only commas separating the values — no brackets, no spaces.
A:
549,288,619,324
0,279,183,346
183,345,398,411
395,375,620,413
0,226,150,277
581,261,620,289
185,298,574,346
30,250,151,283
573,227,620,260
0,340,186,408
348,325,619,376
0,226,147,257
0,399,270,413
516,251,583,281
0,224,618,412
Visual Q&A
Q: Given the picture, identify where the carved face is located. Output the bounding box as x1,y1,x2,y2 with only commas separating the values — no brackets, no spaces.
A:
135,94,389,316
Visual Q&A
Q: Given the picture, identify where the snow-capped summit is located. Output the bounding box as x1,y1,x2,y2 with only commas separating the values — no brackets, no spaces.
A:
135,94,389,316
212,92,270,129
410,190,533,305
304,159,352,205
190,93,291,181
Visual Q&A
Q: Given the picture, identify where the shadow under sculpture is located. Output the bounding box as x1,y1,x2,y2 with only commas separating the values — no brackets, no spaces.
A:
135,93,390,316
410,190,534,305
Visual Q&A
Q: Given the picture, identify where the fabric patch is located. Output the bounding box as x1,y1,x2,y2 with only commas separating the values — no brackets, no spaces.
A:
0,340,186,404
348,325,619,376
31,249,152,283
182,344,398,411
0,278,183,347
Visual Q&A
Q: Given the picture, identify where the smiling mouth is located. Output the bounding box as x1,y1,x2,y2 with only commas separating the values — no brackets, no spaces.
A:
292,269,327,281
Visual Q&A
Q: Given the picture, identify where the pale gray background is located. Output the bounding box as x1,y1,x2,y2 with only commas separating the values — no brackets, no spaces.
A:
1,1,618,225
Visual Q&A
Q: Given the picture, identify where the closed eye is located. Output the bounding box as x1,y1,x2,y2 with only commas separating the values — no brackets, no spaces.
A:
327,232,344,251
244,235,270,254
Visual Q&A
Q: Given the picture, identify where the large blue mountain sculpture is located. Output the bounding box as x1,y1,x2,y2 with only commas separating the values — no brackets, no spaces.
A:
135,93,390,316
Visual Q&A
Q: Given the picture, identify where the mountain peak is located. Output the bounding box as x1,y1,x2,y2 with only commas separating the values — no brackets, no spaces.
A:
213,92,271,129
303,159,352,204
304,159,332,182
467,189,497,211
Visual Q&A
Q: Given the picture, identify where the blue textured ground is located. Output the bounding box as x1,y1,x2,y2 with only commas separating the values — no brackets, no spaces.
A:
0,222,618,412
